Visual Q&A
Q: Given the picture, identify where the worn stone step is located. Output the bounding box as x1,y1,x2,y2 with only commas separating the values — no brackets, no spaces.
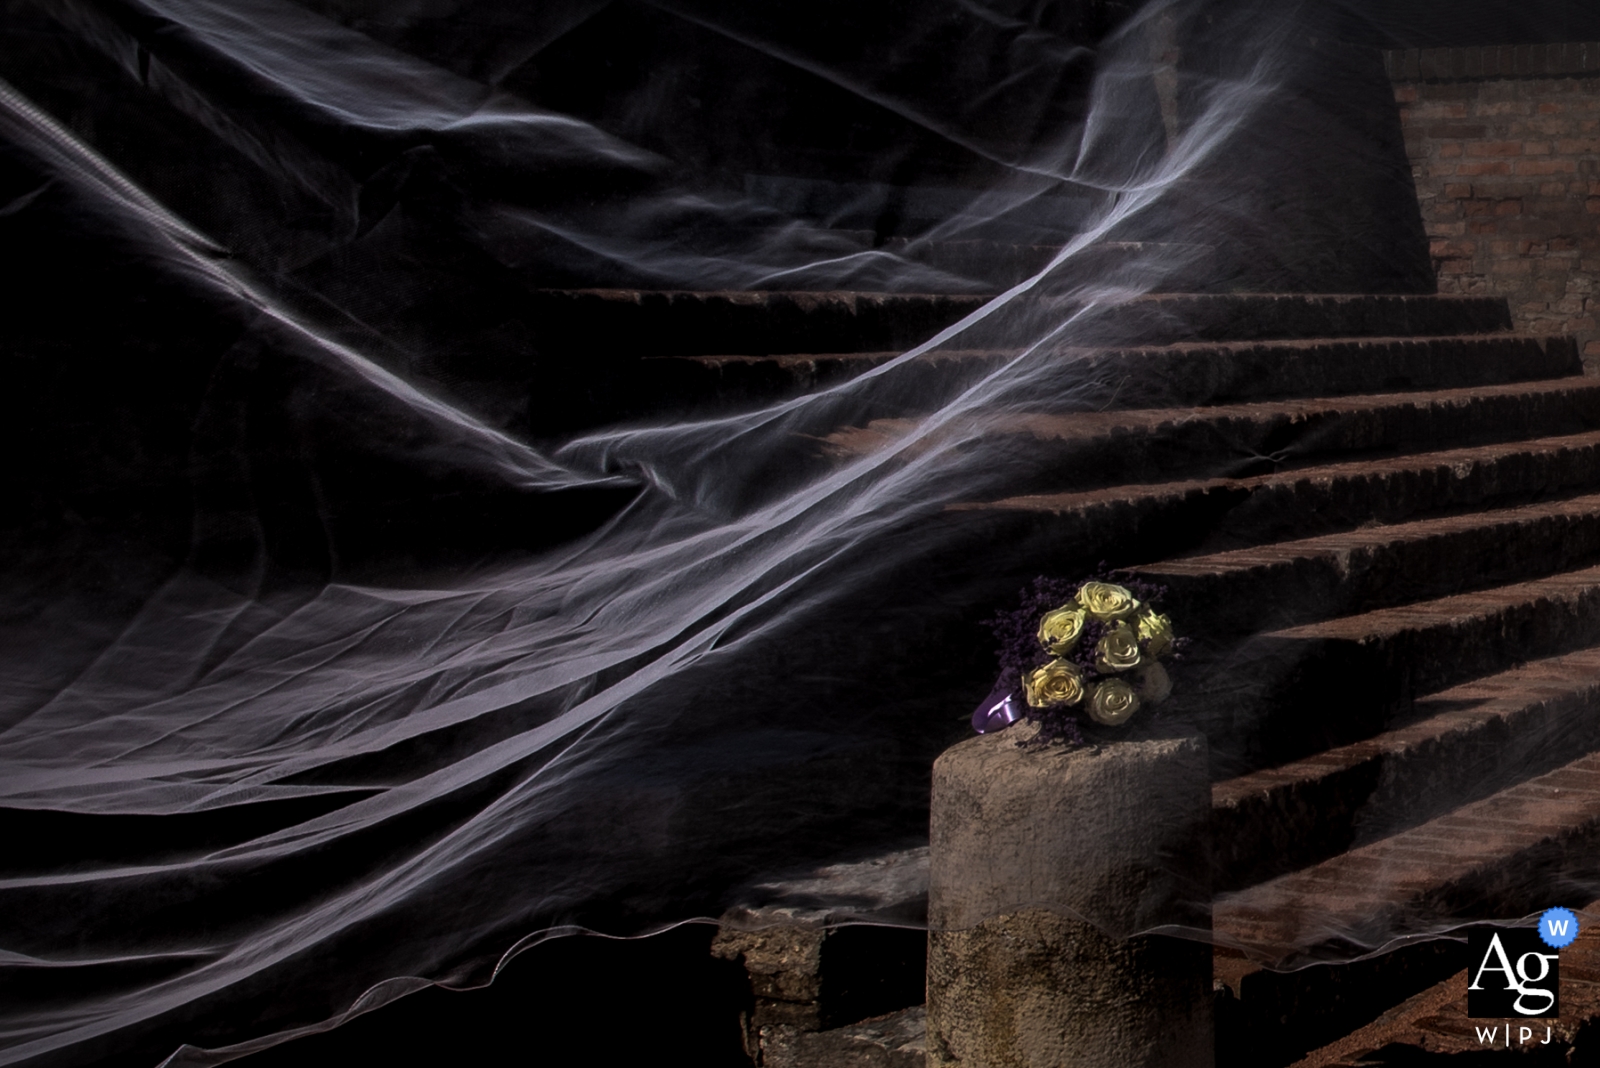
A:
578,331,1578,432
830,377,1600,497
1210,757,1600,1065
1217,749,1600,970
1219,561,1600,772
992,291,1514,350
995,332,1581,411
1136,489,1600,636
1213,938,1465,1068
626,292,1514,358
1212,646,1600,893
712,847,929,1045
1288,899,1600,1066
757,1005,927,1068
1081,292,1511,345
949,429,1600,586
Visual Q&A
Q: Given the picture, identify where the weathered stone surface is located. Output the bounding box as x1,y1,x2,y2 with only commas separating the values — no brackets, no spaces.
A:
828,377,1600,497
1291,898,1600,1066
1214,940,1464,1068
713,847,930,1047
718,846,930,928
762,1006,928,1068
1215,755,1600,972
928,909,1212,1068
1137,490,1600,636
947,429,1600,623
648,334,1581,430
926,728,1212,1068
1097,292,1511,344
1212,646,1600,891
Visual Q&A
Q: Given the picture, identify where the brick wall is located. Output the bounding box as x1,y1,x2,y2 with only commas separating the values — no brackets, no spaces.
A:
1388,44,1600,364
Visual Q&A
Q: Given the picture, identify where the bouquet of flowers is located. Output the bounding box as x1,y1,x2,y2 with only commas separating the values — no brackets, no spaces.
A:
972,572,1184,743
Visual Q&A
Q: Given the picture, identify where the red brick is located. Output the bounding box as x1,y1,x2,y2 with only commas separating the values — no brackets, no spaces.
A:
1470,219,1499,234
1443,183,1473,199
1540,102,1564,114
1429,124,1488,140
1430,239,1476,259
1438,143,1463,159
1467,140,1524,157
1459,161,1514,176
1480,100,1530,118
1495,199,1524,215
1516,159,1579,175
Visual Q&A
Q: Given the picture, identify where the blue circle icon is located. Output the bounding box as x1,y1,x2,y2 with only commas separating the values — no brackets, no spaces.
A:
1540,907,1580,949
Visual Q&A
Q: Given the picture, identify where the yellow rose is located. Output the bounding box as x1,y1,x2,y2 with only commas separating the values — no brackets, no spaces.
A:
1094,623,1142,673
1023,659,1086,708
1037,604,1087,656
1077,581,1141,621
1136,609,1175,658
1087,678,1141,726
1137,661,1172,704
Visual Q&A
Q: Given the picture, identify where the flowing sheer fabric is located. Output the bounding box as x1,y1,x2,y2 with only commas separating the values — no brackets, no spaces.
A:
0,0,1557,1064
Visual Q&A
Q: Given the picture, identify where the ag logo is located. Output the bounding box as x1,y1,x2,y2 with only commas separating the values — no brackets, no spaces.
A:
1468,928,1559,1018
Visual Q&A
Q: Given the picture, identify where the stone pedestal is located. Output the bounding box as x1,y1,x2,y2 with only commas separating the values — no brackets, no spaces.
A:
926,728,1213,1068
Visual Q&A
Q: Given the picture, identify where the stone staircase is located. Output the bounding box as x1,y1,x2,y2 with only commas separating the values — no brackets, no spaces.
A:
18,2,1600,1063
710,292,1600,1066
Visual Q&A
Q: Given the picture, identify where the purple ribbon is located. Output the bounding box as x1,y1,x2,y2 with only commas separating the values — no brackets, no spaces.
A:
971,689,1024,734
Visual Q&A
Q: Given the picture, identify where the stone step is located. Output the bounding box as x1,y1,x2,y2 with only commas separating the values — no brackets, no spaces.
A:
757,1006,927,1068
998,333,1580,412
1216,749,1600,970
572,331,1577,431
829,377,1600,497
1288,900,1600,1066
1136,489,1600,636
1213,939,1465,1068
577,292,1514,361
1218,561,1600,772
972,291,1513,350
1210,756,1600,1065
1212,646,1600,893
1081,292,1511,345
949,429,1600,585
711,847,929,1043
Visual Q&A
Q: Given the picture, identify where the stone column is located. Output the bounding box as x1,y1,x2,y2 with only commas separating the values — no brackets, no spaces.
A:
926,727,1213,1068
